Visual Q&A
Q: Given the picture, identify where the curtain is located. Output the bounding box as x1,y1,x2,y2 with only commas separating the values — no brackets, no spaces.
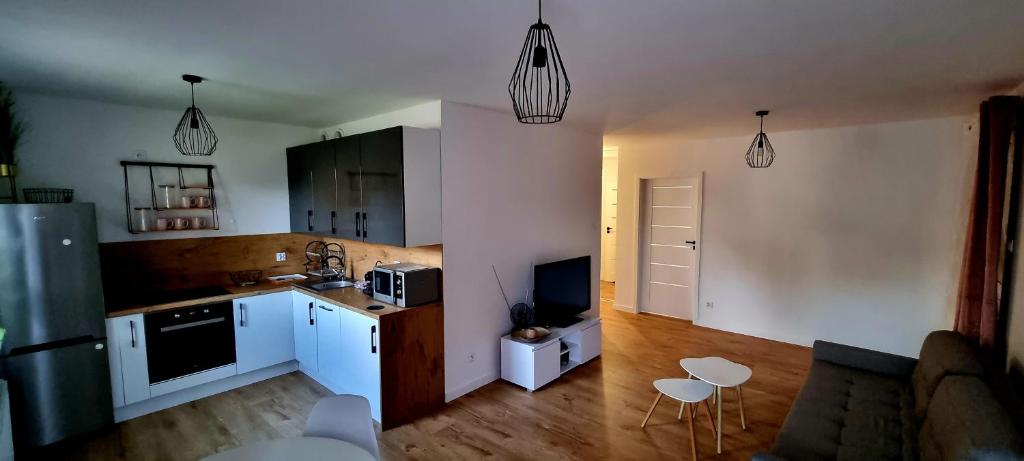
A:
955,96,1021,350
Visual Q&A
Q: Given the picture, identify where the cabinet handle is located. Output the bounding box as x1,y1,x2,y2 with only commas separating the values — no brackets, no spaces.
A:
308,302,315,325
355,212,361,237
370,325,377,354
307,210,314,232
129,320,137,348
362,212,368,239
239,304,247,327
330,211,337,234
318,305,334,312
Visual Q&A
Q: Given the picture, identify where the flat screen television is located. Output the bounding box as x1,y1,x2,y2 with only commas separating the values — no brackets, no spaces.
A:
533,255,591,327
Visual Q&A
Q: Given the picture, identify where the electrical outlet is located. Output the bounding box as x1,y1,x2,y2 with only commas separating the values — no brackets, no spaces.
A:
468,353,475,363
275,252,287,262
705,301,715,309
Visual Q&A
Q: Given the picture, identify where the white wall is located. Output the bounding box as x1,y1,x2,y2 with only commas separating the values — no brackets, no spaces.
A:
14,93,316,242
608,116,977,357
441,102,603,400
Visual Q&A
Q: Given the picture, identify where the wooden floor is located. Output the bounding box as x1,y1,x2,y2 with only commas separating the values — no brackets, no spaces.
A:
35,282,811,460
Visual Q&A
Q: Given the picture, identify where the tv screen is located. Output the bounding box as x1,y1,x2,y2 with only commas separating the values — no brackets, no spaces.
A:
534,256,591,326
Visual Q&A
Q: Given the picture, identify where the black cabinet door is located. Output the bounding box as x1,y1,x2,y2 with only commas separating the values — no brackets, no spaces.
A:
332,136,362,240
358,127,405,246
286,143,317,233
311,141,337,235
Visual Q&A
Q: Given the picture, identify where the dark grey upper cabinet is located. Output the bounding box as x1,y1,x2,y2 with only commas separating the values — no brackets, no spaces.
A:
286,143,317,233
311,141,337,235
332,136,361,241
285,126,440,247
359,127,406,246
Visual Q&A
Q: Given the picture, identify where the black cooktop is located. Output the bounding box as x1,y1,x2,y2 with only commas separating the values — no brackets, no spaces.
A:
107,285,232,310
144,286,232,305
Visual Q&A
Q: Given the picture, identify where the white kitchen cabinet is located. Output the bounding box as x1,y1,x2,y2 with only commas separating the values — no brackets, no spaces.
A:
292,291,318,372
233,292,295,375
337,308,382,421
314,302,344,389
106,314,150,407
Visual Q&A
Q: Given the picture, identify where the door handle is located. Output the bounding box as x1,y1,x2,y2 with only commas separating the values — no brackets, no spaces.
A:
318,305,334,312
239,304,247,327
370,325,377,354
129,320,137,348
330,211,337,234
355,212,361,237
308,302,314,325
307,210,314,232
606,226,613,234
686,240,696,250
362,212,368,239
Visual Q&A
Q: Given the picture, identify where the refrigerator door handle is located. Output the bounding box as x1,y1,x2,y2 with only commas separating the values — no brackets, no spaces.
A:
129,320,137,348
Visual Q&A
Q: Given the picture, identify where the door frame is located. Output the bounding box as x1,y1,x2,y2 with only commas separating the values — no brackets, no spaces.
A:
630,172,704,321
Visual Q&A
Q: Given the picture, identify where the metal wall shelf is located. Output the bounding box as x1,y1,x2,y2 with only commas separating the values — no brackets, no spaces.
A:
120,160,220,234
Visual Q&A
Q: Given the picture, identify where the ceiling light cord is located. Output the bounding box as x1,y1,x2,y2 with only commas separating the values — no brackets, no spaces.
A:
538,0,542,23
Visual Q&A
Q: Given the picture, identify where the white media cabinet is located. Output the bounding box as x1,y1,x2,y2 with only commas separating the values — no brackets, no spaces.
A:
500,316,602,391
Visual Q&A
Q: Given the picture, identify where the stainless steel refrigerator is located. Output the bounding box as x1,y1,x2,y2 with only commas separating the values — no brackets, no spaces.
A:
0,203,113,448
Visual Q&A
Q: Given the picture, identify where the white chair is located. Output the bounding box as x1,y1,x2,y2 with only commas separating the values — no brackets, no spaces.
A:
641,379,716,460
304,395,381,460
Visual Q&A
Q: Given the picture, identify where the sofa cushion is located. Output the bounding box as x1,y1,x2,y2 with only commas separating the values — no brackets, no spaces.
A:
912,331,984,420
918,376,1024,461
773,360,917,461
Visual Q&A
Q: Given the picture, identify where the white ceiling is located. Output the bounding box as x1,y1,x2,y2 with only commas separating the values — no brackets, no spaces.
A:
2,0,1023,138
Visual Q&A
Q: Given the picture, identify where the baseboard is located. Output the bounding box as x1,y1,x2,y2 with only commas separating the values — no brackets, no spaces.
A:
445,371,499,403
114,361,299,422
613,303,637,313
693,320,813,349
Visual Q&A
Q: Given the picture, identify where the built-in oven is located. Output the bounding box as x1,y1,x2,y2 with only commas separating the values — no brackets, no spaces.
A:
144,301,236,384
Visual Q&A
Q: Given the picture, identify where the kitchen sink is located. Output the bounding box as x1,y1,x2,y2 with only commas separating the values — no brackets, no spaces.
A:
302,280,355,292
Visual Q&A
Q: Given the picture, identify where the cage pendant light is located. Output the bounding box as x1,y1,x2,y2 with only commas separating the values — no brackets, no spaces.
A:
508,0,571,124
173,74,218,156
745,110,775,168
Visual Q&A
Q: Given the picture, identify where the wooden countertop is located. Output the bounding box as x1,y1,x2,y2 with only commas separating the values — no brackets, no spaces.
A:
105,281,438,320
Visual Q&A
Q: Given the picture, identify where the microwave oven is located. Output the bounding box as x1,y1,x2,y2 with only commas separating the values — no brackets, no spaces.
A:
372,263,440,307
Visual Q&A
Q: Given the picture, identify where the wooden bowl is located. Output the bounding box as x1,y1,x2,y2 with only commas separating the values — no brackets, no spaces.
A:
511,327,551,343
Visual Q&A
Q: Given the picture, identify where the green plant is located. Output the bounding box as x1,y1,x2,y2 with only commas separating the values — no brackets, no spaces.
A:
0,81,26,171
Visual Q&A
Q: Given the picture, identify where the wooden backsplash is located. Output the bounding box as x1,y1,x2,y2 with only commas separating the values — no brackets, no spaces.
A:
99,233,442,293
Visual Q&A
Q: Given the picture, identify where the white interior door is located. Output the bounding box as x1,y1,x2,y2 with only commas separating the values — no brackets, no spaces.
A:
600,158,619,282
638,177,701,320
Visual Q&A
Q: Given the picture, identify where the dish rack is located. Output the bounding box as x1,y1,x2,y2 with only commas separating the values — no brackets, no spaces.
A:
305,240,346,279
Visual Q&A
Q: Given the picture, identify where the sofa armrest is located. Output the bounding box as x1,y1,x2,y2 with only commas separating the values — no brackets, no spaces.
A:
751,453,790,461
812,340,917,377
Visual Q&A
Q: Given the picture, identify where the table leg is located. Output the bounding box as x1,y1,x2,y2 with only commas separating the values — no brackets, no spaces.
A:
737,386,747,430
678,402,685,421
716,386,722,454
642,393,663,428
702,400,717,439
686,402,698,461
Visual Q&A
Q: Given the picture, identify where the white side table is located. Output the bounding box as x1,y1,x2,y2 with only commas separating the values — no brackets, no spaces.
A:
680,357,752,454
641,378,716,460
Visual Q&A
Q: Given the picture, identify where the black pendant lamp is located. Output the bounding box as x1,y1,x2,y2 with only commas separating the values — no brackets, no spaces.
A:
173,74,218,156
745,110,775,168
508,0,571,124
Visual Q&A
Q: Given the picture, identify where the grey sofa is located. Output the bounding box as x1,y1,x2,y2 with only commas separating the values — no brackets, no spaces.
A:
755,331,1024,461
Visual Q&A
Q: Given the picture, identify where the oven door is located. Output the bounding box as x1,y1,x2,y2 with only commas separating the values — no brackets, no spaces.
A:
372,268,395,304
144,302,236,384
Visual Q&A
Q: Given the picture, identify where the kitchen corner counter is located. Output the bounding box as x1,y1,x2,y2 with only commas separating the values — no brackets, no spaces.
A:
105,282,438,319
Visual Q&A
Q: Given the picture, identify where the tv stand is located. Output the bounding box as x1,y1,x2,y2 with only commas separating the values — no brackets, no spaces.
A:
500,316,602,392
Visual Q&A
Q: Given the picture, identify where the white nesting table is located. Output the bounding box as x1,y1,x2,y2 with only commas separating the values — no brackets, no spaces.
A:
641,379,716,460
680,357,752,454
200,437,375,461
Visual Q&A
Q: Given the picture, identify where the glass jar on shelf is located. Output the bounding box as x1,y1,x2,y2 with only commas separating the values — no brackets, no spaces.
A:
156,184,177,209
